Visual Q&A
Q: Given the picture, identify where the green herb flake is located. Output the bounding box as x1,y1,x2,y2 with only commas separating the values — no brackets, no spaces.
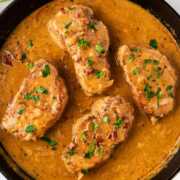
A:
24,93,33,100
27,40,33,48
84,140,96,159
131,47,141,52
154,66,162,79
41,136,58,150
26,62,34,70
17,107,25,115
78,39,90,48
144,83,155,100
128,54,135,62
91,122,99,132
64,21,72,29
24,93,40,103
81,169,89,175
67,148,76,156
87,57,94,66
132,67,140,75
42,64,50,77
156,87,163,107
95,70,104,79
102,115,109,123
149,39,158,49
25,124,37,133
88,22,96,30
34,86,48,94
114,117,123,128
31,95,40,103
166,85,174,98
143,59,159,68
97,146,104,157
95,43,105,54
80,131,87,142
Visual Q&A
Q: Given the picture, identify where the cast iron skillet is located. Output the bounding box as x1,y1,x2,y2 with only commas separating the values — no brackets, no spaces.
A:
0,0,180,179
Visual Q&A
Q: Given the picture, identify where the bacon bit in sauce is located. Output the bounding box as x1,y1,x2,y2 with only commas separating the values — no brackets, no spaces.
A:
109,131,118,141
84,67,94,75
1,50,14,66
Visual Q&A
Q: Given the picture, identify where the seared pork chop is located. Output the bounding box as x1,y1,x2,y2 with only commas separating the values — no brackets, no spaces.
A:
117,45,177,123
62,96,134,178
48,5,113,96
1,60,68,140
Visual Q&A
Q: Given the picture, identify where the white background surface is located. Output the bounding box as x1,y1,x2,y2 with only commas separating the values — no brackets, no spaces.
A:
0,0,179,180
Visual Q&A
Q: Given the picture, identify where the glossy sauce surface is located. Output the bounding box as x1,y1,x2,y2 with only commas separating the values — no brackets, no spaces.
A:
0,0,180,179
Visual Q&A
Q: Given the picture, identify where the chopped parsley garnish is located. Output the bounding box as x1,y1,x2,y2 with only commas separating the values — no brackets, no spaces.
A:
91,122,99,132
27,40,33,48
21,52,27,62
31,95,40,103
42,64,50,77
24,93,33,100
143,59,159,68
132,67,140,75
97,146,104,157
114,117,123,128
149,39,158,49
156,87,163,107
80,131,87,142
102,115,109,123
131,47,141,52
95,43,105,54
41,136,58,150
34,86,48,94
78,39,90,48
144,83,155,100
153,66,163,78
84,140,96,159
88,22,96,30
25,124,37,133
147,74,153,81
17,107,25,115
87,57,93,66
95,70,104,78
128,54,135,62
166,85,174,98
64,21,72,29
81,169,89,175
24,93,40,103
26,62,34,70
67,148,76,156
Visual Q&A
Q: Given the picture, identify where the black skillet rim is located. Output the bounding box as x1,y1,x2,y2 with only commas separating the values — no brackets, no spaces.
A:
0,0,179,179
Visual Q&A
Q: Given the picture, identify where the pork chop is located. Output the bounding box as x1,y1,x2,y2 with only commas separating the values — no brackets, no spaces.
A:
1,59,68,140
62,96,134,178
117,45,177,123
48,5,113,96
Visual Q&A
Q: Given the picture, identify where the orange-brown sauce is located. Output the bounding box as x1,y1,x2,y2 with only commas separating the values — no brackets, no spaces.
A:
0,0,180,179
